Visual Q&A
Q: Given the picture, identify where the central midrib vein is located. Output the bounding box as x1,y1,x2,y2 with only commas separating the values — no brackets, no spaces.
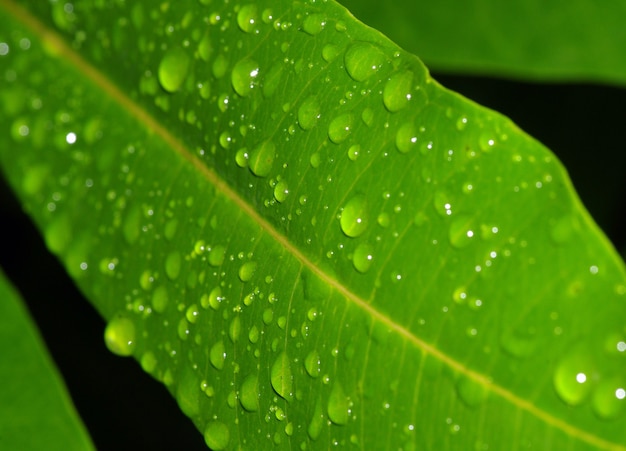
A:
4,1,621,449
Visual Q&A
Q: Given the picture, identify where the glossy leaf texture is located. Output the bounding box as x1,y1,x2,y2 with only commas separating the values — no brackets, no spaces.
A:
339,0,626,85
1,0,626,449
0,269,95,451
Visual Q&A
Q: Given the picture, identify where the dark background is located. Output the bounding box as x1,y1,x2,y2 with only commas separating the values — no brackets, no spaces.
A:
1,75,625,450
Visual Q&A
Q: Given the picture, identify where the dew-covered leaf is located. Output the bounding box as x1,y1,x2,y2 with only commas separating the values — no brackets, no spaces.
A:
1,0,626,450
0,269,95,451
339,0,626,85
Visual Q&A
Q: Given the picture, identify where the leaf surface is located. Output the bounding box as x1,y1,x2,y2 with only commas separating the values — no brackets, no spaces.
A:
0,269,95,451
1,0,626,449
339,0,626,85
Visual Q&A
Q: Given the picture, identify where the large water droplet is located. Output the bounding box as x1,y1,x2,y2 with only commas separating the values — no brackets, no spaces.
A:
340,194,369,237
456,376,488,407
448,215,476,248
237,4,259,33
231,58,260,97
322,44,340,62
239,261,257,282
271,351,293,401
308,398,325,440
328,113,354,144
248,140,275,177
352,243,374,273
204,421,230,450
158,47,190,93
383,70,414,112
302,13,326,35
165,251,182,280
304,350,321,378
553,347,596,405
239,374,260,412
592,376,626,420
344,41,385,82
297,96,321,130
104,315,136,356
208,244,226,266
395,122,418,153
327,382,349,425
210,340,226,370
274,180,289,203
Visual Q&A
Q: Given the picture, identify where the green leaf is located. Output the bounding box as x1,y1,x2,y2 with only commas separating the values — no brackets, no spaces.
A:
339,0,626,85
0,268,95,451
1,0,626,450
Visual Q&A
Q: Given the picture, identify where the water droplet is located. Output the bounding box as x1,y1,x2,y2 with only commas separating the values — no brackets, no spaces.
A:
592,376,626,420
321,44,340,62
239,374,260,412
478,133,496,152
308,398,325,440
310,152,321,168
208,244,226,266
104,315,136,356
271,351,293,401
140,351,157,373
210,340,226,370
204,421,230,450
500,328,537,358
344,41,385,82
297,96,321,130
448,215,476,248
248,140,275,177
263,308,274,325
185,304,200,323
177,318,190,341
456,376,488,407
347,144,360,161
395,122,418,153
433,190,453,217
165,251,181,280
340,194,369,237
149,285,168,313
304,350,321,378
327,382,349,425
383,70,414,112
274,180,289,203
239,261,257,282
231,58,259,97
261,63,283,98
550,214,578,245
352,243,374,273
328,113,354,144
248,325,260,343
237,4,259,33
302,13,326,36
554,346,596,405
158,47,190,93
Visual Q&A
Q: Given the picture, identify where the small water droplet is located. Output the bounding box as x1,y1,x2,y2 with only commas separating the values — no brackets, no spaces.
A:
554,346,596,405
395,122,418,153
328,113,354,144
231,58,260,97
210,340,226,370
297,96,321,130
104,315,136,356
140,351,157,373
239,374,260,412
151,285,169,313
478,133,496,152
353,243,374,273
248,140,275,177
310,152,321,168
550,214,578,245
271,351,293,401
204,421,230,450
321,44,340,62
274,180,289,203
383,70,414,112
165,251,182,280
158,47,190,93
186,304,200,323
304,350,321,378
327,382,349,425
208,245,226,266
229,316,241,343
340,194,369,237
347,144,360,161
302,13,326,36
239,261,257,282
248,325,260,343
433,190,453,217
237,4,259,33
344,41,385,82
